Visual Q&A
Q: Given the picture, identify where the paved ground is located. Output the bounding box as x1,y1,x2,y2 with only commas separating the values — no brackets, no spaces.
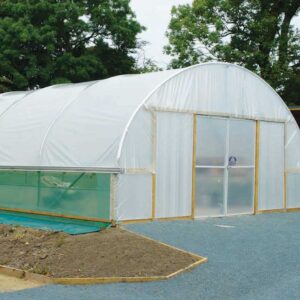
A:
1,212,300,300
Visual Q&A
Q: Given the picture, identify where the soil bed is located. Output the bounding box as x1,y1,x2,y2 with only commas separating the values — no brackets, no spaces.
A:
0,224,199,278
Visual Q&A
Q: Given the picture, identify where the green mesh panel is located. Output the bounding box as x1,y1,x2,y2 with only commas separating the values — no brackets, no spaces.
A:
0,171,110,220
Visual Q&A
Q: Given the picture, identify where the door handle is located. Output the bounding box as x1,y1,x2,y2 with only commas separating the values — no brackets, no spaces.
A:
228,156,237,167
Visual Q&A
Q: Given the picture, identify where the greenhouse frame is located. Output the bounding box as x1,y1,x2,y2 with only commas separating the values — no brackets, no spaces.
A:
0,62,299,225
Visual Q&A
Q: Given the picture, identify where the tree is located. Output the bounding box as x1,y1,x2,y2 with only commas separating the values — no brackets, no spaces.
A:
134,42,163,73
165,0,300,105
136,58,163,73
0,76,12,93
0,0,144,91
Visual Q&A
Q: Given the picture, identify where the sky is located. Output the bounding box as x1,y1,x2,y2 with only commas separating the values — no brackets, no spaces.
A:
130,0,300,68
130,0,192,68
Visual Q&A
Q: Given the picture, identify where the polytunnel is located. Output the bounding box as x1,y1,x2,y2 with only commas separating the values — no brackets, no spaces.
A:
0,62,299,227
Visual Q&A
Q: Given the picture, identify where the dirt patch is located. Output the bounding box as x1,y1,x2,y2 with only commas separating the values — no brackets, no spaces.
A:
0,224,199,278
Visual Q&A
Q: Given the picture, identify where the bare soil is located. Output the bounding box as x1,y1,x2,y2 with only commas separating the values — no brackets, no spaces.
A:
0,224,198,278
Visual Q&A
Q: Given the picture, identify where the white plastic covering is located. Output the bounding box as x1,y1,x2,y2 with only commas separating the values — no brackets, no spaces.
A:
118,108,153,170
155,112,193,218
144,64,290,120
115,174,152,221
1,63,300,171
286,119,300,169
1,63,300,220
0,71,178,168
258,122,285,210
120,63,300,171
0,91,32,114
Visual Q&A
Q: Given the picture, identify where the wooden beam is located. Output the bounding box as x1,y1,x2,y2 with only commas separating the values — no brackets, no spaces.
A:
0,206,111,223
254,121,260,214
191,114,197,218
256,209,286,214
151,111,157,220
152,174,156,220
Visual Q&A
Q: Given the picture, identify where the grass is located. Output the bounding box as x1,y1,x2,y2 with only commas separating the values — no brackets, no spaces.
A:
13,232,26,240
31,265,49,275
55,236,65,248
0,258,10,265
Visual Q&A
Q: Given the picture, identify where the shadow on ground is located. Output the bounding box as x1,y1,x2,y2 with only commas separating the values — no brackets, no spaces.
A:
1,213,300,300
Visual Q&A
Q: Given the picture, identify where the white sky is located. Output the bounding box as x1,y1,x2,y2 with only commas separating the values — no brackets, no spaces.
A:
131,0,192,68
130,0,300,68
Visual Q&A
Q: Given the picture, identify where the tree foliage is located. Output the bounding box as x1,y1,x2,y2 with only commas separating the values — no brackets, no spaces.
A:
135,58,163,73
0,0,144,91
133,42,163,73
165,0,300,104
0,76,12,93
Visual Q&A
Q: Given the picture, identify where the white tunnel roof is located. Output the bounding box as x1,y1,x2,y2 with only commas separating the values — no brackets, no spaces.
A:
0,63,295,170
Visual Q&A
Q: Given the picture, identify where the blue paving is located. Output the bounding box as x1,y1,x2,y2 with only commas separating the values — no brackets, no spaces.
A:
1,213,300,300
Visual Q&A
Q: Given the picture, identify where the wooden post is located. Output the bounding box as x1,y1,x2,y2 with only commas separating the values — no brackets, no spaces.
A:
191,114,197,218
254,121,260,214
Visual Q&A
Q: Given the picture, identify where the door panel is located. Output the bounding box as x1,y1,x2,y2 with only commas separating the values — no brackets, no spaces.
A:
227,119,255,215
196,116,227,217
227,168,254,214
196,116,227,166
196,168,225,217
228,119,256,166
195,116,256,217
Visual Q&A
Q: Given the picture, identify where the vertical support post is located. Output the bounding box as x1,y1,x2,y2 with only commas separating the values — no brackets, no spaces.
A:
152,173,156,220
284,172,287,210
254,121,260,214
151,111,157,220
284,122,287,211
223,119,230,216
37,171,41,209
191,114,197,218
110,173,117,226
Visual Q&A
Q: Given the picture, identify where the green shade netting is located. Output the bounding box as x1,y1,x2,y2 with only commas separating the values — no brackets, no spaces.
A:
0,171,111,220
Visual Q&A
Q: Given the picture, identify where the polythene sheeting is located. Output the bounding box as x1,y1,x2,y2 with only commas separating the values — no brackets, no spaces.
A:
1,63,300,170
115,174,152,221
155,112,193,218
119,107,153,170
0,70,178,168
121,63,300,170
286,119,300,169
0,91,32,114
145,64,289,121
258,122,285,210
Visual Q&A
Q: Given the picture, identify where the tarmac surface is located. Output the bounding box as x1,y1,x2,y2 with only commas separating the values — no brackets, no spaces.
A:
1,212,300,300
